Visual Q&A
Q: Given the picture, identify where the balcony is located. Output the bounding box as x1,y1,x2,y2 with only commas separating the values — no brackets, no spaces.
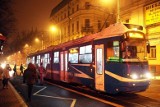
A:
81,26,94,33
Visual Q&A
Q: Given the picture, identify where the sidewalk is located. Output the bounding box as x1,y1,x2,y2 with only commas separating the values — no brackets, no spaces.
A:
0,79,28,107
151,76,160,80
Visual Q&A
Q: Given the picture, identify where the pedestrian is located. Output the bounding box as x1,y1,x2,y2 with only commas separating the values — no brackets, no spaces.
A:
23,63,38,102
35,64,40,84
0,66,3,80
13,64,17,76
38,63,46,85
2,64,11,89
20,64,24,76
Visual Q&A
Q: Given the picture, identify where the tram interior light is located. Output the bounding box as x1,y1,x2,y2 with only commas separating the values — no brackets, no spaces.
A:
128,32,143,38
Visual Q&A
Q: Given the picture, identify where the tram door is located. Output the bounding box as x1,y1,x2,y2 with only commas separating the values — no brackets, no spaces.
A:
95,44,105,91
60,51,68,82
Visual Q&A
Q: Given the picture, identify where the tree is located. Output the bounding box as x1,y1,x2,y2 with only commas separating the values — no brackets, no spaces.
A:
0,0,16,37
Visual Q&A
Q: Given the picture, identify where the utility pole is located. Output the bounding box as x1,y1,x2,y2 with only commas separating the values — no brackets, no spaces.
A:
117,0,120,23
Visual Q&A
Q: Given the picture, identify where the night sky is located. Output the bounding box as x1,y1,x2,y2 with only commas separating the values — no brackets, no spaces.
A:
12,0,62,32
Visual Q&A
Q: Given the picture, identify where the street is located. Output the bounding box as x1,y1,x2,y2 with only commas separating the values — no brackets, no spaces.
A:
10,76,160,107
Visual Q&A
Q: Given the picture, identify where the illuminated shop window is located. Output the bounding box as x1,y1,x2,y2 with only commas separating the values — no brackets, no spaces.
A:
54,51,59,63
149,46,156,59
69,47,78,63
79,45,92,63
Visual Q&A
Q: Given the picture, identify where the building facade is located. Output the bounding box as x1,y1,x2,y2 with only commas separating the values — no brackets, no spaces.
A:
50,0,116,45
50,0,160,74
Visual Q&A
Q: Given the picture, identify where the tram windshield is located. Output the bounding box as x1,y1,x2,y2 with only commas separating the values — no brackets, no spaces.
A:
121,37,147,61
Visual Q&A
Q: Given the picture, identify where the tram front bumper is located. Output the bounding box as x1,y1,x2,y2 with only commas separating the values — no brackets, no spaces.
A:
117,81,150,93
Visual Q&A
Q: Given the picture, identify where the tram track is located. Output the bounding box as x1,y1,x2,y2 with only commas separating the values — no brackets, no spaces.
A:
46,79,160,107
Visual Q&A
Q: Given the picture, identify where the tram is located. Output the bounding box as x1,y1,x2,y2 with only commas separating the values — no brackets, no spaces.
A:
27,23,151,94
0,33,6,52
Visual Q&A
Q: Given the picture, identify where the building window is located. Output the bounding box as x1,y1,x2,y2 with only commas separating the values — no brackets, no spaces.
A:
77,4,79,11
64,13,66,19
72,7,74,14
68,25,70,35
126,19,129,23
85,2,90,9
98,20,101,31
72,23,74,33
149,46,156,59
85,19,90,27
77,21,79,32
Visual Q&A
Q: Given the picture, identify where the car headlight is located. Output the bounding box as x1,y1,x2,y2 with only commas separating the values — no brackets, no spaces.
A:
130,73,138,79
144,72,152,79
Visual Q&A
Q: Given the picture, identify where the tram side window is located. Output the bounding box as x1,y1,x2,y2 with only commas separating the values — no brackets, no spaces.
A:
79,45,92,63
36,55,40,65
32,56,35,64
106,41,119,61
69,48,78,63
54,51,59,63
44,53,50,68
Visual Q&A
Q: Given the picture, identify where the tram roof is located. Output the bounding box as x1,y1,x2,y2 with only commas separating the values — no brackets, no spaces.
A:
53,23,144,50
97,23,144,40
28,23,144,56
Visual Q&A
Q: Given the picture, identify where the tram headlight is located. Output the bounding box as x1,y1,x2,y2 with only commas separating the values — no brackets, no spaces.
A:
130,73,138,79
144,72,152,79
1,63,6,69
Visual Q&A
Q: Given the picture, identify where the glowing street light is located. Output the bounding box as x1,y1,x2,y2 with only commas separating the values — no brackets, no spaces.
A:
50,25,57,45
35,38,40,43
99,0,114,6
50,25,62,44
50,25,57,32
24,44,29,48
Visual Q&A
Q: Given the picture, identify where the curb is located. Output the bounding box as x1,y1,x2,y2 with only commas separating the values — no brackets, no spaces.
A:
9,82,28,107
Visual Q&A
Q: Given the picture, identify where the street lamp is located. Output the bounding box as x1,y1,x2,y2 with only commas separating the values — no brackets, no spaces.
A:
116,0,120,23
35,38,40,43
50,25,57,45
24,43,31,56
34,37,44,50
50,25,56,45
50,25,62,44
41,33,44,50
